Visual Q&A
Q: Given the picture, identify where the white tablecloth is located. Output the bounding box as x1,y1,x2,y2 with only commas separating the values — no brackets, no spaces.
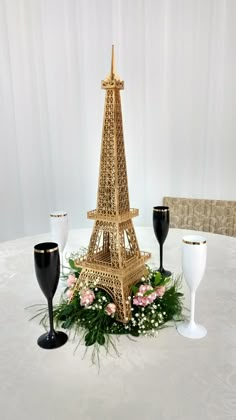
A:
0,227,236,420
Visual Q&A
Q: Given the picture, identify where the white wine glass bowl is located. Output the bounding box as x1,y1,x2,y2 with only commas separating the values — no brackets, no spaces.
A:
50,211,68,272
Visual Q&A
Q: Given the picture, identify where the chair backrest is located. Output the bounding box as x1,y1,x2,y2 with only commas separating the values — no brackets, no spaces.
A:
163,197,236,237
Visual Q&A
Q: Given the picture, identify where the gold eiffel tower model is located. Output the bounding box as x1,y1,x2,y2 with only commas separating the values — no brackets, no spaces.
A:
75,46,150,322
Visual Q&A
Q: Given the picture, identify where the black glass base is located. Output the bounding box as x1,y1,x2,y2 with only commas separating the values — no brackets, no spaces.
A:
37,331,68,349
158,268,172,277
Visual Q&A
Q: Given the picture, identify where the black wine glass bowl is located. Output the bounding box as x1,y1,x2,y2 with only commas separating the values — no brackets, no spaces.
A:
34,242,68,349
34,242,60,299
153,206,169,244
153,206,171,277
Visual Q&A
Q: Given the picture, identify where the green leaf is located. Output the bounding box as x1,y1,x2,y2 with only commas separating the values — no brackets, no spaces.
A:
163,276,171,285
143,289,155,296
154,272,162,286
85,332,96,347
61,319,73,329
130,330,139,337
69,258,76,269
131,285,139,295
97,334,105,346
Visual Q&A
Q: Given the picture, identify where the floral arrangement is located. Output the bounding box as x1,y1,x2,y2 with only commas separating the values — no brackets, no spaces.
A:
34,253,184,363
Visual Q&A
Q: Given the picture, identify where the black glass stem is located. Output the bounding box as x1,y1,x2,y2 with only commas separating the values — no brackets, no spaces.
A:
34,242,68,349
153,206,171,277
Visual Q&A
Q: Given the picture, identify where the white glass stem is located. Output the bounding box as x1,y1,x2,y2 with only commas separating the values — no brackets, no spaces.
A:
190,291,196,324
60,252,66,276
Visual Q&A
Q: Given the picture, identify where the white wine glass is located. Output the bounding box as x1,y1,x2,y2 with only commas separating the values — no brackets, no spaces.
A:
50,211,68,273
177,235,207,339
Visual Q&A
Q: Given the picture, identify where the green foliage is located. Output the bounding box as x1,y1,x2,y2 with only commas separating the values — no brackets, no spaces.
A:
131,285,139,295
68,258,81,272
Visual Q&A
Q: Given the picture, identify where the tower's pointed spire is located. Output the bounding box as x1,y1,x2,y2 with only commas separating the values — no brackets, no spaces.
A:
111,45,115,80
102,45,124,90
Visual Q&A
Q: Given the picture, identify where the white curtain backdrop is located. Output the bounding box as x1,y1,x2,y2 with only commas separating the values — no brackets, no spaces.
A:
0,0,236,241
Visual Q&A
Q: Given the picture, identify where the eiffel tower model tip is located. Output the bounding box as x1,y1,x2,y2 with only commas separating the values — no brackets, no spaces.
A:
76,48,151,322
101,45,124,90
111,44,115,80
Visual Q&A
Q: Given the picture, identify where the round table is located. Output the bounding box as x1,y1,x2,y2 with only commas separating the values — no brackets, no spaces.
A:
0,227,236,420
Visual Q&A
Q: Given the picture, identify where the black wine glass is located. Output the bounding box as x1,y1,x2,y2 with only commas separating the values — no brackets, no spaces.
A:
34,242,68,349
153,206,171,277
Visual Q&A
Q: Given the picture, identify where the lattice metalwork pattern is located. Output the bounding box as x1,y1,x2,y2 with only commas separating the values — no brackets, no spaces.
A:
75,47,151,322
163,196,236,237
97,89,130,217
84,220,141,269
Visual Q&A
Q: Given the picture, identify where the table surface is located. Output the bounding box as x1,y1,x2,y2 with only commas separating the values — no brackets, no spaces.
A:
0,227,236,420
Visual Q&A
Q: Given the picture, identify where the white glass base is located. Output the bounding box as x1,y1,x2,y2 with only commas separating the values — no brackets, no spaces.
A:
177,321,207,339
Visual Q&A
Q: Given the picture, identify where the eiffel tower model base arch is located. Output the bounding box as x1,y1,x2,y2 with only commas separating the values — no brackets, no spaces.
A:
76,219,150,322
75,47,151,322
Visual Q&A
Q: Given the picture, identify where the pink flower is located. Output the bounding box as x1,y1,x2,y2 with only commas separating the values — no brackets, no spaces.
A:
139,284,152,295
80,289,95,307
133,284,157,307
133,296,148,306
156,285,166,297
67,274,76,287
105,303,116,316
66,289,74,300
